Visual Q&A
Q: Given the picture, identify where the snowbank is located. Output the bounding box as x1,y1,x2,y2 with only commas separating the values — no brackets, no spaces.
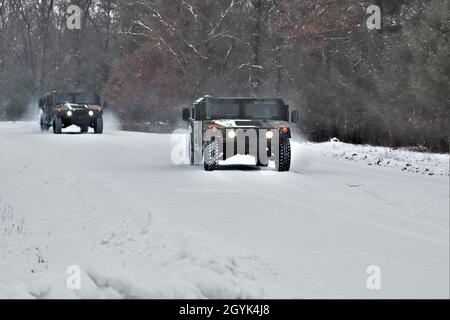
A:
0,249,264,299
300,138,449,176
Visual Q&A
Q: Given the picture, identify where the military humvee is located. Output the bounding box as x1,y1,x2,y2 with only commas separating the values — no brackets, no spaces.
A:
182,96,298,171
39,92,105,134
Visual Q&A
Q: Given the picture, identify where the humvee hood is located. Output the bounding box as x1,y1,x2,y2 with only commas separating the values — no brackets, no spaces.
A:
211,119,283,129
63,103,88,110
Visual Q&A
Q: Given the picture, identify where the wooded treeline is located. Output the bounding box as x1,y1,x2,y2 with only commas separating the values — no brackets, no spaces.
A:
0,0,448,152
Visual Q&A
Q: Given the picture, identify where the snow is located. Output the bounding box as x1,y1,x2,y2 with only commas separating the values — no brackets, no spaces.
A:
315,138,449,176
0,122,448,298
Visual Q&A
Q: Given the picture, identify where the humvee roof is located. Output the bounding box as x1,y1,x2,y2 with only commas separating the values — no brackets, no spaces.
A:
192,96,289,121
41,92,100,105
194,96,286,105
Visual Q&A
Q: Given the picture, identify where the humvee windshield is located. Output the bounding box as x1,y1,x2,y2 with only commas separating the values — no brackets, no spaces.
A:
55,94,72,104
206,99,288,120
244,101,286,120
55,93,100,105
209,101,240,118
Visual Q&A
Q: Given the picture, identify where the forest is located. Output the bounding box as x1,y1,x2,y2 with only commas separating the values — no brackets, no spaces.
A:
0,0,448,152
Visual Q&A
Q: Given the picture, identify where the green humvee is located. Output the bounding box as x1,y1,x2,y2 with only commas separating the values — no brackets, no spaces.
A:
182,96,298,171
39,91,105,134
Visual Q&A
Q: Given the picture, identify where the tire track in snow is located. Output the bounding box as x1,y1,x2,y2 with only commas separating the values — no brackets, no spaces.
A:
215,169,449,246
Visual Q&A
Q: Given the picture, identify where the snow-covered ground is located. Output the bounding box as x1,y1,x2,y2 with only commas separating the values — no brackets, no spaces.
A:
316,138,449,176
0,122,448,298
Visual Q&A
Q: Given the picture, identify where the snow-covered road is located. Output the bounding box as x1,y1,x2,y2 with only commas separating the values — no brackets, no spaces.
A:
0,122,448,298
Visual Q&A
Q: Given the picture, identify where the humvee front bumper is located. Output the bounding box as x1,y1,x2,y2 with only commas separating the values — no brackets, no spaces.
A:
56,109,102,127
205,127,291,159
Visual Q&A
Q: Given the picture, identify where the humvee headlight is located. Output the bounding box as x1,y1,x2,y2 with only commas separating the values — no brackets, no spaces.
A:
266,130,274,139
66,110,73,117
227,130,236,139
88,110,94,117
280,127,289,134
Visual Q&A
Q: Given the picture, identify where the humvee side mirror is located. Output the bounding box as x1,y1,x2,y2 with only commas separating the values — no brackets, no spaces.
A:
38,98,44,109
182,108,190,121
102,100,109,108
291,110,299,123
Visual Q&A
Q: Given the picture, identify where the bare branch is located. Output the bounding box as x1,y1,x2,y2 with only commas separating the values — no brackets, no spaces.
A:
209,0,239,37
179,0,198,22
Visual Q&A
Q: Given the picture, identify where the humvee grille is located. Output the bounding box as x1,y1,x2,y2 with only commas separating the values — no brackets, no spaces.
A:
234,121,262,127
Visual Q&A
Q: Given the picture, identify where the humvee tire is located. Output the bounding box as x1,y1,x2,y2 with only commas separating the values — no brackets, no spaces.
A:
80,126,89,133
204,140,219,171
93,116,103,134
189,138,195,165
188,128,195,165
276,138,291,172
53,116,62,134
40,117,50,132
